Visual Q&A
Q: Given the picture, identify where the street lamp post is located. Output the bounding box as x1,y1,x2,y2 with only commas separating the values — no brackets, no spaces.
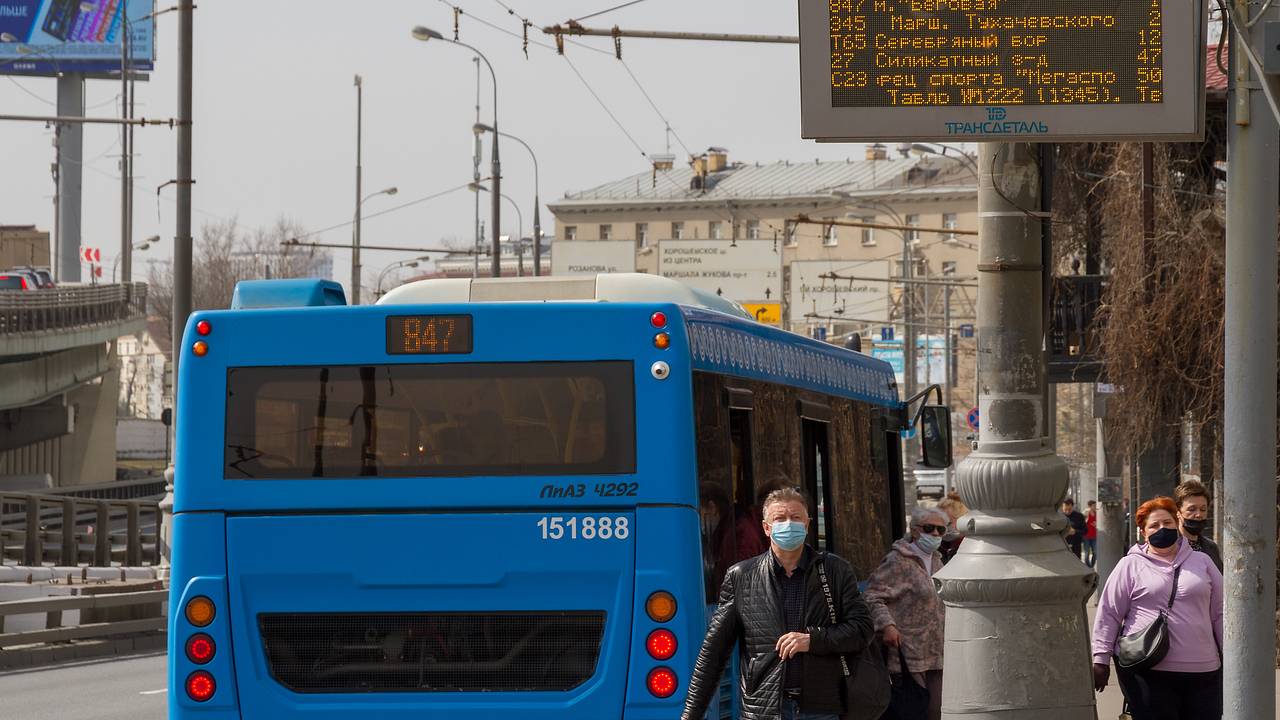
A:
376,257,425,297
112,236,157,282
351,186,398,303
475,123,541,275
413,26,501,278
469,183,524,276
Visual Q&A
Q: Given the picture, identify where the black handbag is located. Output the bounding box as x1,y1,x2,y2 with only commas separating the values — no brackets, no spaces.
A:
880,646,931,720
1115,565,1180,672
817,558,891,720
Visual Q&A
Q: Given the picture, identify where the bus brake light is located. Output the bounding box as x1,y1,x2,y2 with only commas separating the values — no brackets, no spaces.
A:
186,633,215,664
650,311,667,328
196,320,212,336
186,671,216,702
646,667,678,698
645,591,677,622
646,629,677,660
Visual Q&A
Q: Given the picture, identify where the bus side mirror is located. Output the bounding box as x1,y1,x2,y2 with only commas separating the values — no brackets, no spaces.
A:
918,405,952,469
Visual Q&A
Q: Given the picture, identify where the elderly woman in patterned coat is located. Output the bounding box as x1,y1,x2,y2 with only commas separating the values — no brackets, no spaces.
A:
863,506,948,720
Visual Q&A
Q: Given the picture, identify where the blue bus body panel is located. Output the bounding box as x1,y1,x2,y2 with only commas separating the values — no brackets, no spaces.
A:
223,512,636,718
230,279,346,309
174,302,698,515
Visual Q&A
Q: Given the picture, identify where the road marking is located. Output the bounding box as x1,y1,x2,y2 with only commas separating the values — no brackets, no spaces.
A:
139,688,167,695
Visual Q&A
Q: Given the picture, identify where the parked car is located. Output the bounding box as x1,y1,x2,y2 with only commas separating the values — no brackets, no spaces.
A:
914,469,947,500
0,273,34,290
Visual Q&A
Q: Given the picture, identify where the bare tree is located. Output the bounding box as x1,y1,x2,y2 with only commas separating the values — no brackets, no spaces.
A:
147,217,331,346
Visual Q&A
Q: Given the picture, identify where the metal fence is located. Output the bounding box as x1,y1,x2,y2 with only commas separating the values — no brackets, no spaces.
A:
0,491,161,567
0,283,147,335
0,586,167,649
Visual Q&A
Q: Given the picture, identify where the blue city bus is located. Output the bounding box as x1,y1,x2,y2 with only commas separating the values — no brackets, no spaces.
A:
168,274,914,720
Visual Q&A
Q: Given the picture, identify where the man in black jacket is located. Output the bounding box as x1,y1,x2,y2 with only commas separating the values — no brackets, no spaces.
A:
682,487,874,720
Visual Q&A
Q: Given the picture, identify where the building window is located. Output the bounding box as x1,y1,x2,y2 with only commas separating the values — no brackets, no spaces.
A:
942,260,957,275
906,214,921,244
599,224,612,241
942,213,958,243
709,221,724,240
785,222,798,247
746,220,760,240
565,225,578,241
636,223,649,248
672,221,685,240
822,218,838,247
859,216,876,246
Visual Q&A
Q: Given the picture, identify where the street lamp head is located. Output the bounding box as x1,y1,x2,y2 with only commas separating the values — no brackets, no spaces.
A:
411,26,445,42
144,234,160,243
473,122,495,135
467,182,487,193
354,74,362,88
382,187,398,197
406,261,419,269
137,243,151,251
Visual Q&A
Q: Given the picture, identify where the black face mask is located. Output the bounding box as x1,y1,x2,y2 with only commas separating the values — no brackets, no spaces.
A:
1182,518,1207,535
1147,527,1180,549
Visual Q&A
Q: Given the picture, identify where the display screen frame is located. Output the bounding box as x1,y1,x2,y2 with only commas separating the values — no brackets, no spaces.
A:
798,0,1208,142
385,314,474,355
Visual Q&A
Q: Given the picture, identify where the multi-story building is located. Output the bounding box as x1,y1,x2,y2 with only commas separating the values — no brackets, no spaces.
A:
118,317,172,420
548,144,978,340
0,225,51,270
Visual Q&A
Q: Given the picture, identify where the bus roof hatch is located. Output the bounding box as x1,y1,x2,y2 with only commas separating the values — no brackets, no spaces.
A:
231,279,347,309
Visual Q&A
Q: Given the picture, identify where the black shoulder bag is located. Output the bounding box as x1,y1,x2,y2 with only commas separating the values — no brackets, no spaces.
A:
817,558,890,720
1115,565,1180,672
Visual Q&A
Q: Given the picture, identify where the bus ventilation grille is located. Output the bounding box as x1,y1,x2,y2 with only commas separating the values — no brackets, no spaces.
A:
258,611,605,693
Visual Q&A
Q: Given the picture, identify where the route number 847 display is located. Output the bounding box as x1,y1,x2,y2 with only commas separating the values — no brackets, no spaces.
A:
537,516,630,540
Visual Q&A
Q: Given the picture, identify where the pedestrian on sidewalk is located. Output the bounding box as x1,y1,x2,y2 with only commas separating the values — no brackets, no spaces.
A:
1091,496,1223,720
1084,500,1098,568
681,487,875,720
1174,479,1222,573
936,492,967,565
1062,498,1086,560
863,506,948,720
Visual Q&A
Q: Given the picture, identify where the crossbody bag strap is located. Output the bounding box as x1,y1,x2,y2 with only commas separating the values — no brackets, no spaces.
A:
1166,566,1181,609
816,557,852,677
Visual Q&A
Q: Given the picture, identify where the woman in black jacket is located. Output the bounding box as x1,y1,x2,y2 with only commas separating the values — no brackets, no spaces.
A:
682,487,874,720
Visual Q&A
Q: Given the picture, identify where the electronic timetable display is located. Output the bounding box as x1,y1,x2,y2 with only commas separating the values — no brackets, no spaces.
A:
799,0,1207,142
385,315,473,355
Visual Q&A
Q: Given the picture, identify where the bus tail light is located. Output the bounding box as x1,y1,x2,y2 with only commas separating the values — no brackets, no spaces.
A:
650,311,667,328
186,670,216,702
646,629,677,660
645,591,677,622
653,333,670,349
192,340,209,357
185,633,215,664
646,667,678,698
185,596,215,627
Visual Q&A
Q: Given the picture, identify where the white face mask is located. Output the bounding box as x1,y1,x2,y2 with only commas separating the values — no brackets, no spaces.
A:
915,534,942,554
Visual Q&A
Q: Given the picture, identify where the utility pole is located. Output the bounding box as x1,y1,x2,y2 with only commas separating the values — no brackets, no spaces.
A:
56,74,83,282
473,57,481,279
1224,0,1279,714
352,75,364,305
934,143,1095,718
901,228,917,498
120,16,131,283
943,277,953,494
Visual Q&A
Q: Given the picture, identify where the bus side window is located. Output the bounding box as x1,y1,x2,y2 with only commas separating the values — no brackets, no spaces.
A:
799,400,836,553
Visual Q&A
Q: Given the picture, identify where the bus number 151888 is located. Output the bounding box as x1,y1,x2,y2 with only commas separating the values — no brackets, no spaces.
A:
536,516,630,540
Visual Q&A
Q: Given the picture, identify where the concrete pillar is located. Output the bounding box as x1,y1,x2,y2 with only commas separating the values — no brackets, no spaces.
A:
56,345,119,487
934,143,1096,718
56,74,84,283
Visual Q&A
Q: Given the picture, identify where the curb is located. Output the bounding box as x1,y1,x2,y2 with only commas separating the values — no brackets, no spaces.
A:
0,631,166,671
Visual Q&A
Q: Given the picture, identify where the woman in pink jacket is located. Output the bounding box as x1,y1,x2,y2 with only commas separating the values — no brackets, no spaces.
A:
1091,496,1222,719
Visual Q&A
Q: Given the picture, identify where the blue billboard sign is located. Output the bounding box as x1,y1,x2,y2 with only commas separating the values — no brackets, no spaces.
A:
0,0,155,75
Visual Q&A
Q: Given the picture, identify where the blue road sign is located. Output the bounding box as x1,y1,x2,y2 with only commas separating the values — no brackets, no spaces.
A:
966,407,980,431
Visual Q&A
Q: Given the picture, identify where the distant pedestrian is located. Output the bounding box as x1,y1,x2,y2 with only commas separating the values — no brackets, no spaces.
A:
1174,479,1222,573
1061,498,1086,559
864,506,948,720
682,487,874,720
1091,496,1223,720
936,492,968,565
1084,500,1098,568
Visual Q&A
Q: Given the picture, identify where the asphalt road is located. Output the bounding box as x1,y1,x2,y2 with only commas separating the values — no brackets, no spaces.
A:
0,652,167,720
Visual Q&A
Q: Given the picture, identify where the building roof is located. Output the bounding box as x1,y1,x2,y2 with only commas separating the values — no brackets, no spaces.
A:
550,156,974,210
1206,44,1227,96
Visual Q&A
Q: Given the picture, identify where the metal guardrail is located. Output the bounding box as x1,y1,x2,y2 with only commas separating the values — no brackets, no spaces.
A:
0,491,161,567
0,282,147,335
0,588,167,648
41,477,168,502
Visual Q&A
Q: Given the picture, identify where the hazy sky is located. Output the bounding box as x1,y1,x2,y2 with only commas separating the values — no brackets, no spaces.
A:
2,1,876,296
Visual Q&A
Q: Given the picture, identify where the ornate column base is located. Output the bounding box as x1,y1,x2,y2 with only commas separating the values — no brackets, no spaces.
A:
935,440,1098,718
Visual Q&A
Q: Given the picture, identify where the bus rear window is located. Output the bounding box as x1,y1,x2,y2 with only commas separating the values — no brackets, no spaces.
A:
224,362,635,479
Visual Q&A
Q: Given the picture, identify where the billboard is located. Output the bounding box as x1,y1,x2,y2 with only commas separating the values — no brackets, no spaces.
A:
799,0,1207,141
658,240,781,304
789,259,892,326
550,240,636,276
0,0,155,75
